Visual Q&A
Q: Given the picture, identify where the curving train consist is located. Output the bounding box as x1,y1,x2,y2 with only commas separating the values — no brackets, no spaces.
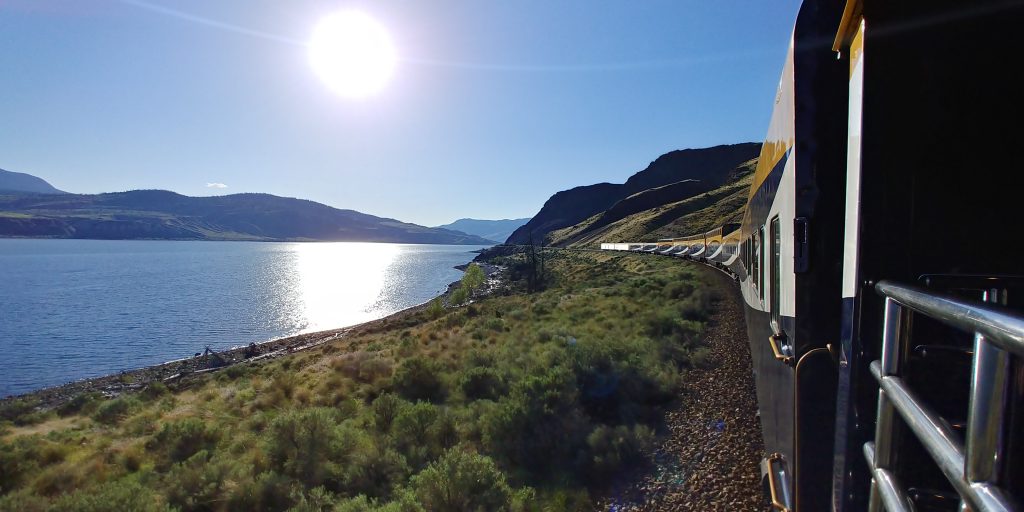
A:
602,0,1024,510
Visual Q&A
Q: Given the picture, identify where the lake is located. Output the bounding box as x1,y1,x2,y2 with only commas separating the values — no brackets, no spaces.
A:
0,239,490,396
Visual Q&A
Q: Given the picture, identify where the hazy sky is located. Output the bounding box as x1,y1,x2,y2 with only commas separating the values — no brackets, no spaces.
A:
1,0,801,226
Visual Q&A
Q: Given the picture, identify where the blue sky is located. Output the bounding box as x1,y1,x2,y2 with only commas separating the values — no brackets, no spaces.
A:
1,0,801,226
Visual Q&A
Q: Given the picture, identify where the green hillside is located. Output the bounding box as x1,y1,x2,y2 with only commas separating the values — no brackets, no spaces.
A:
0,250,719,510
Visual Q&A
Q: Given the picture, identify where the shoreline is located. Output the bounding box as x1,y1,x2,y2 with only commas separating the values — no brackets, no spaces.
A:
1,262,504,411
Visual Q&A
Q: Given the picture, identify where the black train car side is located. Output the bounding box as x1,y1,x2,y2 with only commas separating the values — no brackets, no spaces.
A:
604,0,1024,510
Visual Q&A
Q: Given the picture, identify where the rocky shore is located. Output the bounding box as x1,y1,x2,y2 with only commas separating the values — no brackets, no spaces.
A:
2,262,505,412
602,270,766,510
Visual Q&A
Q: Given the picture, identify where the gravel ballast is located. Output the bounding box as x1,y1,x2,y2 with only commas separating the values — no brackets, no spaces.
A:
604,267,766,510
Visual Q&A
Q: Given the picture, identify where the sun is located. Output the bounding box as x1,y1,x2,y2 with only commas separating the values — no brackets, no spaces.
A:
308,11,396,99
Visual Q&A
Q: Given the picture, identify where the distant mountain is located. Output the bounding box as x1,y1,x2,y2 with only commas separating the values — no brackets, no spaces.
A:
0,189,494,244
0,169,65,195
433,218,530,244
506,143,760,245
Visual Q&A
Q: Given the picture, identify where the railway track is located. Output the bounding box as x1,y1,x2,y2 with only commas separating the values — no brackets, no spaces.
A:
598,260,765,511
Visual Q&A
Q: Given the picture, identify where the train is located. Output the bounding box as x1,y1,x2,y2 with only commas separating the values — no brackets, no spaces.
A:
602,0,1024,510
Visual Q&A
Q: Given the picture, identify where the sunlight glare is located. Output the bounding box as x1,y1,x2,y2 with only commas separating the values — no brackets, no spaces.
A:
308,11,397,98
294,243,398,331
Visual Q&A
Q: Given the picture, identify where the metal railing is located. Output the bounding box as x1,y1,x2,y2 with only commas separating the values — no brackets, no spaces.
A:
866,280,1023,512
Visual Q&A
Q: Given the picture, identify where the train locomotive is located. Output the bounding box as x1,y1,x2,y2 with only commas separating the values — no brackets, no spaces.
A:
602,0,1024,510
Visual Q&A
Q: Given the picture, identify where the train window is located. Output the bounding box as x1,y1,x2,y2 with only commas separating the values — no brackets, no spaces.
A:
770,217,781,330
752,233,760,291
759,226,766,302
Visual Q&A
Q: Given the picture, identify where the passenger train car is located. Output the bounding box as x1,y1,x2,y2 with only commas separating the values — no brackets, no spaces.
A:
602,0,1024,510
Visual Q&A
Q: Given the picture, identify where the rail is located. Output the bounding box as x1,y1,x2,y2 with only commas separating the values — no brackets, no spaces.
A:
866,280,1023,512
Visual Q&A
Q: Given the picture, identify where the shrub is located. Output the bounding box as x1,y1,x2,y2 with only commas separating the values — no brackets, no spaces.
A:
0,437,40,493
449,287,468,306
224,364,251,380
91,397,139,425
226,471,295,511
432,410,459,451
151,417,220,464
458,367,506,401
0,489,48,512
51,478,171,512
462,264,486,293
56,393,103,417
412,450,512,511
265,408,356,488
334,493,422,512
141,381,170,401
393,402,439,469
31,463,81,497
163,450,236,511
341,443,410,499
371,393,404,432
663,281,694,301
271,372,298,400
426,298,444,319
482,367,588,475
288,486,338,512
0,399,46,426
584,424,654,482
690,346,714,369
391,358,445,403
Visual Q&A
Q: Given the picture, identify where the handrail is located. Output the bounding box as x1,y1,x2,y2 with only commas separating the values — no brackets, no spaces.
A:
863,442,912,512
768,334,794,365
875,281,1024,358
870,280,1024,512
869,362,1018,511
765,453,793,512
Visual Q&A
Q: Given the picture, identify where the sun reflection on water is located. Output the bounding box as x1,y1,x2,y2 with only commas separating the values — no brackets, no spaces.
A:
293,242,400,332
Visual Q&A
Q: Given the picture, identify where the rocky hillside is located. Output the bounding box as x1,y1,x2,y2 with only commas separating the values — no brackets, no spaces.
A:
506,143,759,245
548,158,757,248
0,190,493,244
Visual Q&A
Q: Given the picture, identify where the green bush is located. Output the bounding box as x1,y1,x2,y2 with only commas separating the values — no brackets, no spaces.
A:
0,438,40,495
163,450,236,511
0,489,48,512
458,367,506,401
584,424,654,482
227,471,295,511
426,298,444,319
412,450,512,511
462,264,486,293
393,402,439,469
371,393,404,432
341,443,409,499
141,381,170,401
449,287,468,306
391,358,445,403
51,478,171,512
57,392,102,417
288,486,338,512
334,492,422,512
150,417,220,464
91,397,139,425
431,409,459,451
0,399,46,426
265,408,356,488
482,367,587,475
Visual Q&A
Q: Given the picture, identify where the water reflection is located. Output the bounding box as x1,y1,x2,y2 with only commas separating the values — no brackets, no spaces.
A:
0,240,486,395
294,242,400,331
